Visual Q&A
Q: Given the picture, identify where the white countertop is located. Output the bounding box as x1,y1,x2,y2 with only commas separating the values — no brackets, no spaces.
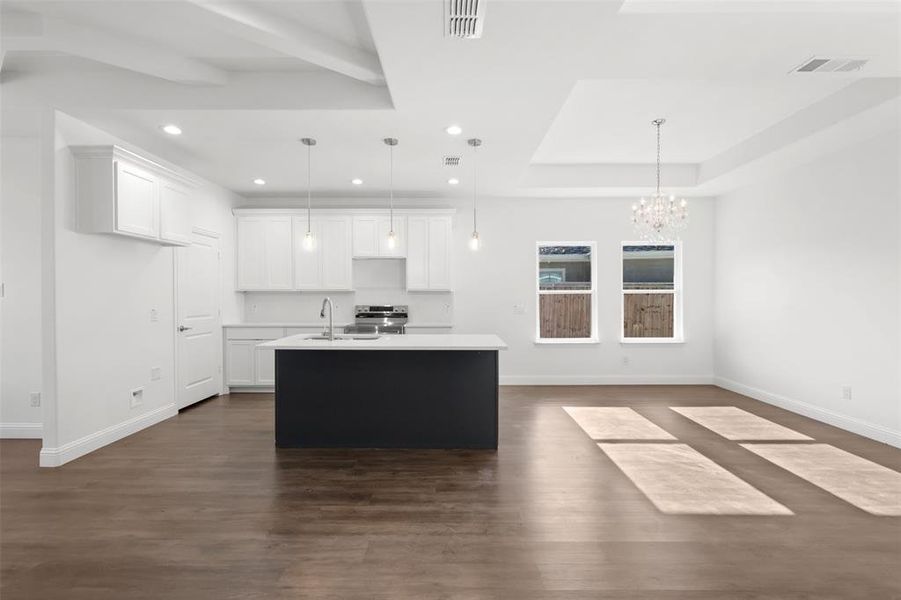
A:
223,322,452,329
259,333,506,351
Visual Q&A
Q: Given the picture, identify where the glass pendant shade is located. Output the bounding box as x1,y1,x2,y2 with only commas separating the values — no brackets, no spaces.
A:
469,231,480,251
302,230,315,251
386,230,397,249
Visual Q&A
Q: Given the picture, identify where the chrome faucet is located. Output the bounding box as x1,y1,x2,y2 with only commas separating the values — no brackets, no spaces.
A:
320,297,335,341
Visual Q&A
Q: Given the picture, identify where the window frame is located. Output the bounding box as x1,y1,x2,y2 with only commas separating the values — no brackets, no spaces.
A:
620,241,684,344
535,241,599,344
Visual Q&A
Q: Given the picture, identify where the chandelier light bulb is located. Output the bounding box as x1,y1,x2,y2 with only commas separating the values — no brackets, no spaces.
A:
303,230,315,251
469,231,480,251
387,230,397,249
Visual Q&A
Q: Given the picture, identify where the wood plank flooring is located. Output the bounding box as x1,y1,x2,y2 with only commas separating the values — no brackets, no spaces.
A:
2,385,900,599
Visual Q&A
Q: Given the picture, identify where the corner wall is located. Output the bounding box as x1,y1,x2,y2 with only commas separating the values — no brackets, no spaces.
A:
37,112,242,466
714,131,901,447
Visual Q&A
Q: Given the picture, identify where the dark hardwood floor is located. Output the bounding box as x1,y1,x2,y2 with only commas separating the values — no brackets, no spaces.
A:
2,385,900,599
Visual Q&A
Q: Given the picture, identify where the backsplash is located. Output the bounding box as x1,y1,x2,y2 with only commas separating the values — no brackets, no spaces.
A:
242,259,454,325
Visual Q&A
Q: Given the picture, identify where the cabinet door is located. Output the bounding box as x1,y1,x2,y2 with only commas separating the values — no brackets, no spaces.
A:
226,340,255,386
254,344,275,386
378,216,407,257
237,217,266,290
115,160,159,239
406,216,430,290
264,217,294,290
428,217,452,290
320,216,352,290
352,216,379,258
293,217,322,289
159,179,192,245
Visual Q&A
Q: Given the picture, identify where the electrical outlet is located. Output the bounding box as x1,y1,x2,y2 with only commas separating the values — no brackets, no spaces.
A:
443,303,452,314
512,304,525,315
251,304,258,313
150,308,159,322
130,387,144,409
151,367,161,381
29,392,41,407
842,386,852,400
622,356,630,366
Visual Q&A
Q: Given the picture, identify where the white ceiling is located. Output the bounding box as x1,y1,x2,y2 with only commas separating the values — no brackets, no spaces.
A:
1,0,899,199
532,79,855,164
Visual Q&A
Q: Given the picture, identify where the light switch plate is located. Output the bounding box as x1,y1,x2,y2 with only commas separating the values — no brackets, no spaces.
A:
29,392,41,407
150,309,159,322
151,367,161,381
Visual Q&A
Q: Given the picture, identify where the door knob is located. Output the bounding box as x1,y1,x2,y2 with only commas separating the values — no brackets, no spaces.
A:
178,325,192,332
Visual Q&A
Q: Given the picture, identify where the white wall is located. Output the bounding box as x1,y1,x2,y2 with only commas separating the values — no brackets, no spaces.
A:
0,131,45,437
36,112,242,465
238,196,717,384
714,131,901,446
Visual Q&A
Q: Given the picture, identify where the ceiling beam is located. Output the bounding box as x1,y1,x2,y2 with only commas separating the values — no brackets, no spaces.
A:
186,1,384,86
0,11,228,85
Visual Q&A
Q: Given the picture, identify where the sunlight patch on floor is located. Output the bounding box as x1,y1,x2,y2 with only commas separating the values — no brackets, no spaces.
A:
742,444,901,516
598,443,793,515
671,406,812,441
563,407,676,440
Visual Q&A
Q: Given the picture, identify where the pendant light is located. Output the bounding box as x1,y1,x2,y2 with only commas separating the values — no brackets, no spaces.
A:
631,119,689,241
467,138,482,250
383,137,398,249
300,137,316,251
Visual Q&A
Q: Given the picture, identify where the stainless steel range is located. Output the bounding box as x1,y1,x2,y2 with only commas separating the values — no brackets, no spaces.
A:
343,305,408,335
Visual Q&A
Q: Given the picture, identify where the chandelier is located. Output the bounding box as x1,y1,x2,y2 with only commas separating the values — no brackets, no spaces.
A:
631,118,688,241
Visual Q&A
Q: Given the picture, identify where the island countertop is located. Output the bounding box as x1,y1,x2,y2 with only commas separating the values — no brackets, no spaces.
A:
259,333,507,351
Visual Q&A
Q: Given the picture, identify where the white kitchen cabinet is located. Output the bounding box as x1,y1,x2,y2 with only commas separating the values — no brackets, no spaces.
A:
254,345,276,385
225,340,255,386
353,216,406,258
225,327,283,388
293,216,352,291
159,178,192,245
237,216,294,291
406,215,453,291
72,145,195,246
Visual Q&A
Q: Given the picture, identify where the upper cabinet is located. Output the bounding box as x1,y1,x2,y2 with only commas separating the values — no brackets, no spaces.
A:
237,216,294,291
352,215,407,258
234,209,454,293
293,215,353,291
407,215,453,291
72,145,196,246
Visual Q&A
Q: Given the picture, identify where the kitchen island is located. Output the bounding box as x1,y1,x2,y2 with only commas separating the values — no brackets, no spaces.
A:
259,334,507,449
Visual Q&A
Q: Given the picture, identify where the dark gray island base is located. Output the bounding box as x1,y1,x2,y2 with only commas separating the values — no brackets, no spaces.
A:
274,348,499,449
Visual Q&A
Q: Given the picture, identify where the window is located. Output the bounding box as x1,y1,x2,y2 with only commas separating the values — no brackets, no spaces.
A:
536,242,598,343
622,242,682,342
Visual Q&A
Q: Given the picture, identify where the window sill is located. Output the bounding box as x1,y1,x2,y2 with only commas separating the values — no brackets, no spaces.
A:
620,337,684,345
535,338,600,345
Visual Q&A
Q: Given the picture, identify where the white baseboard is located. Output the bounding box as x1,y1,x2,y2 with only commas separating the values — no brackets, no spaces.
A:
715,376,901,449
0,422,42,439
226,386,274,394
499,375,715,386
39,404,177,467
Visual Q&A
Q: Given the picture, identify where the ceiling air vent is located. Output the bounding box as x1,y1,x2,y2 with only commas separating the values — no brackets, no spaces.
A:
791,57,868,74
443,155,462,167
445,0,486,39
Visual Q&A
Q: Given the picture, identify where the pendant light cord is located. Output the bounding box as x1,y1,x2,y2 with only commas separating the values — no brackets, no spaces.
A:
306,143,312,233
655,120,662,196
472,143,478,232
389,143,394,231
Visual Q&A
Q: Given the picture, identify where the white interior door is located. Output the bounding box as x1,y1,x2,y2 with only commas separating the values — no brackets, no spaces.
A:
176,230,221,409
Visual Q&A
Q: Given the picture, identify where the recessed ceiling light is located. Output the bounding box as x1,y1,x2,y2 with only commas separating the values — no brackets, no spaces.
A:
253,178,266,186
448,177,460,185
445,125,463,136
161,124,182,136
351,178,363,185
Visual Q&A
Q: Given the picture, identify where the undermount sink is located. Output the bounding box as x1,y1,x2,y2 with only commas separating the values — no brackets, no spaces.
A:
304,333,381,341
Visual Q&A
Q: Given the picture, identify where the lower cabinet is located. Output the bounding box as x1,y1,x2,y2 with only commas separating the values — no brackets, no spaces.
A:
225,328,284,388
